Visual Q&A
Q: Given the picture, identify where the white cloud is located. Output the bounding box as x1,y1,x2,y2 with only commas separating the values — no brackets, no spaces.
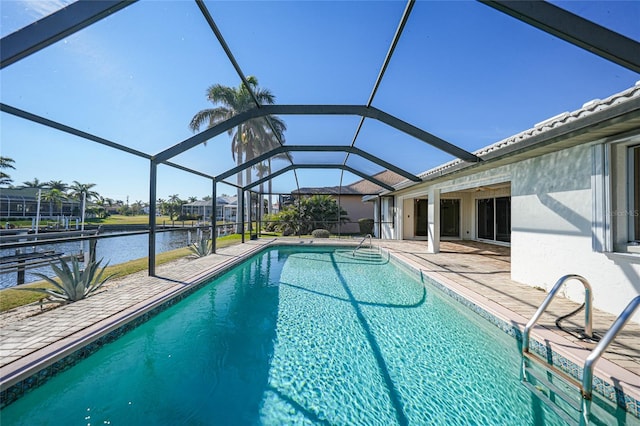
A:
21,0,76,21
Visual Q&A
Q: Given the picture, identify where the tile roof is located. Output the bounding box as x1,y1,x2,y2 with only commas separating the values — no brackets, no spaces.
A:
183,196,237,207
294,170,406,196
417,81,640,181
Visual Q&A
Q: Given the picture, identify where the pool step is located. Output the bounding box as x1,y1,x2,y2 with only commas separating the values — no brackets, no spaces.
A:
522,352,584,425
352,248,383,261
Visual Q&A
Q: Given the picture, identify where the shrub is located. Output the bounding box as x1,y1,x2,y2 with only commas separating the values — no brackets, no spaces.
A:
17,257,114,303
358,218,374,235
311,229,331,238
188,235,212,257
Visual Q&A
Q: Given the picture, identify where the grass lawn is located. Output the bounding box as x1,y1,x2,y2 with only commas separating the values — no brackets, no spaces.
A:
0,232,259,312
87,214,174,225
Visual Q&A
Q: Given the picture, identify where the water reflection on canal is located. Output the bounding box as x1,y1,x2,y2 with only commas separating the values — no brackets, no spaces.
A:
0,230,201,289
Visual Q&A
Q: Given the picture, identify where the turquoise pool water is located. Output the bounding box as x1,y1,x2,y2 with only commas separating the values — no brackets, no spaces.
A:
2,246,567,425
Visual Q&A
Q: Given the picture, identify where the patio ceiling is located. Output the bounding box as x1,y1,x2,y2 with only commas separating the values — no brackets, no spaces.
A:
1,0,639,198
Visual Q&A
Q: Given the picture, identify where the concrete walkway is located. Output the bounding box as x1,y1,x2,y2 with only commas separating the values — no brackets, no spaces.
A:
1,238,638,416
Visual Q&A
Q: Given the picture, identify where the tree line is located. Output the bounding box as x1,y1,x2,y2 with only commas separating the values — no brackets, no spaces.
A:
0,157,203,220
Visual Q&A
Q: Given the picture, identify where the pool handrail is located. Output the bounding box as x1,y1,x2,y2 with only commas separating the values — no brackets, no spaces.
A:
352,234,372,256
581,295,640,401
522,274,593,354
522,276,640,423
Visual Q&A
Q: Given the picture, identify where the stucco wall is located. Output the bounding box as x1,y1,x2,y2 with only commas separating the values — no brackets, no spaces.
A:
511,143,640,323
338,196,374,234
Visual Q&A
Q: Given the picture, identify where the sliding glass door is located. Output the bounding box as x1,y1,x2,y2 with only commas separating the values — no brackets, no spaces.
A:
477,197,510,243
440,199,460,238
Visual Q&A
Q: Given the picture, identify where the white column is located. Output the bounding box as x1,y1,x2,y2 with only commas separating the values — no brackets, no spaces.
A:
427,188,440,253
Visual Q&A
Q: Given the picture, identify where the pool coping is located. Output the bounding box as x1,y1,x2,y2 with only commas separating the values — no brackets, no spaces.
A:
1,238,639,419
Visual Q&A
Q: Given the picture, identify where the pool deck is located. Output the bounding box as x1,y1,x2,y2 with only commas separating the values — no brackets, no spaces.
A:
1,238,639,414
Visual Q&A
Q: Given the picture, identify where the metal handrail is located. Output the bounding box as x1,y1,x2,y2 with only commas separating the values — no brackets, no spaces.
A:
522,274,593,355
582,295,640,401
522,276,639,424
352,234,372,256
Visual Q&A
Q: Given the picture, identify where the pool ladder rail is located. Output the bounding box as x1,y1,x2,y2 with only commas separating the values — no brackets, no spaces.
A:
521,274,640,425
352,234,384,261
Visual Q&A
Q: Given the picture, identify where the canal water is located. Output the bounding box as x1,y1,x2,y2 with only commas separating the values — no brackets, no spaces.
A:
0,230,204,290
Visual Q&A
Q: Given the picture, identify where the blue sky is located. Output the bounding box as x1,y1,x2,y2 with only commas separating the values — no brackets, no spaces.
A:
1,0,639,203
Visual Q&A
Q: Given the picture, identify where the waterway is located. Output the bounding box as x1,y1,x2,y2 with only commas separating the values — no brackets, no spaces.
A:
0,230,207,290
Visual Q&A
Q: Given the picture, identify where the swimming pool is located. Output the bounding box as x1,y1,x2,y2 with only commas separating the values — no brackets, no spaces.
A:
0,246,582,424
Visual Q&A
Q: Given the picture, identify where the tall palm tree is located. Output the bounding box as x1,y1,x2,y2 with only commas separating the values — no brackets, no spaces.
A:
69,181,99,227
0,156,15,185
189,76,286,232
258,136,290,215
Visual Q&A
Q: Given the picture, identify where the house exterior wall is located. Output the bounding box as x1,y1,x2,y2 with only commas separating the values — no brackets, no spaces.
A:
337,196,374,234
387,140,639,322
511,143,640,323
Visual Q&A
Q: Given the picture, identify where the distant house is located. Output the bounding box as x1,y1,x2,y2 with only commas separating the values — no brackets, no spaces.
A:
0,187,82,218
181,196,237,222
292,170,405,234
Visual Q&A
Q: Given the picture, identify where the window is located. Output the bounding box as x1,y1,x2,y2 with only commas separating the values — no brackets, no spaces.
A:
598,135,640,253
477,197,511,243
630,145,640,242
477,198,494,240
440,199,460,237
415,199,428,236
381,196,395,229
496,197,511,243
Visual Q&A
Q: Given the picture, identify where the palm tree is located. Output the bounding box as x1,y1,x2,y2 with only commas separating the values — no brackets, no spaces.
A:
255,163,269,217
189,76,286,232
167,194,183,221
69,181,99,202
95,196,113,218
69,181,99,227
131,200,146,216
157,198,167,216
0,156,15,185
42,189,67,218
21,177,46,189
46,180,69,192
258,137,290,215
